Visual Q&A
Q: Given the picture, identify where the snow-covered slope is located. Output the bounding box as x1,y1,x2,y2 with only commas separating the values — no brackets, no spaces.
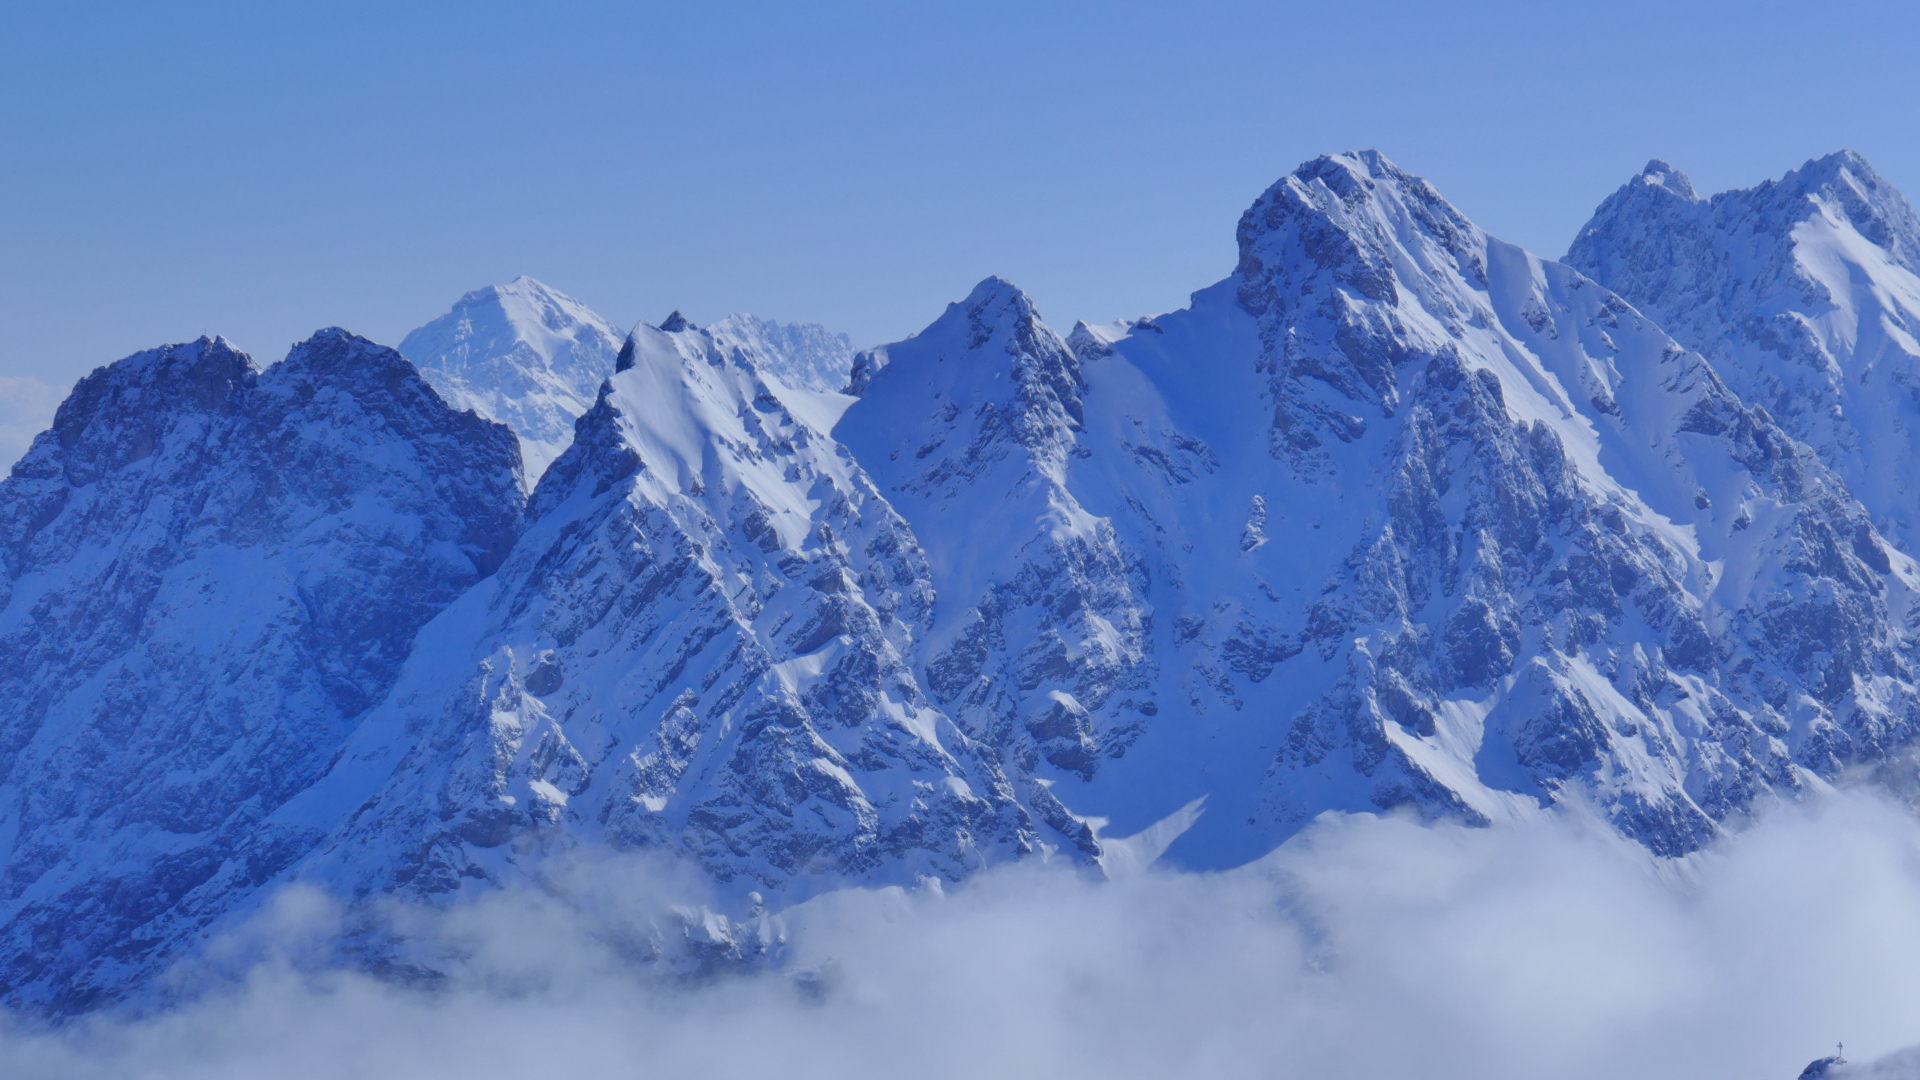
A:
400,277,624,485
1568,151,1920,551
843,152,1920,866
0,332,523,1012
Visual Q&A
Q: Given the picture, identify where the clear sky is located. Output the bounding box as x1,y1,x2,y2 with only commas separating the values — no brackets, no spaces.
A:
3,0,1918,393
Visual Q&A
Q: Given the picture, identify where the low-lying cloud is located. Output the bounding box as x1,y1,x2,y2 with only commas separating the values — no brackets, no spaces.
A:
8,791,1920,1080
0,376,65,471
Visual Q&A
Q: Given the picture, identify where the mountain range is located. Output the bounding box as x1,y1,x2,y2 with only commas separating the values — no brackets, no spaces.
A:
4,148,1920,1014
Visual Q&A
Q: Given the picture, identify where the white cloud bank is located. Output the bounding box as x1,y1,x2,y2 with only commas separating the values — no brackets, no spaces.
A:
8,792,1920,1080
0,377,65,470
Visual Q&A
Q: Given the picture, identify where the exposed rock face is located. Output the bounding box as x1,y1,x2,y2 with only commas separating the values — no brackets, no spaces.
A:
1569,152,1920,551
0,331,523,1012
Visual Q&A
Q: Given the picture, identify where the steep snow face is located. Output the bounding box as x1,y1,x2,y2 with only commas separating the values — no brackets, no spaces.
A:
282,318,1033,905
1569,152,1920,551
845,153,1920,867
707,314,858,394
0,332,523,1013
401,277,624,485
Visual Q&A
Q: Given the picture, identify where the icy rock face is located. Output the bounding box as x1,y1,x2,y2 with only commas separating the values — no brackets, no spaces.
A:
707,314,858,394
401,276,624,485
1569,152,1920,550
289,318,1032,902
842,153,1920,866
0,332,522,1012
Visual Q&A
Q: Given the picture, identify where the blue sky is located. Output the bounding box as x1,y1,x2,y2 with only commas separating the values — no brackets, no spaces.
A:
3,0,1916,388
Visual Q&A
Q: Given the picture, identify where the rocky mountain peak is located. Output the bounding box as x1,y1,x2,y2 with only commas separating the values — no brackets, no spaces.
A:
957,274,1041,321
31,337,257,489
1064,320,1117,362
838,275,1084,505
0,328,526,1012
1762,150,1920,267
1633,158,1700,200
1229,153,1504,471
1570,152,1920,551
281,327,433,393
1235,151,1482,310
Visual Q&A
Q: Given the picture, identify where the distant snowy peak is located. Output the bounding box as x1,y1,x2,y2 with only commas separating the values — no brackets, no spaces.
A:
706,313,857,394
401,282,859,482
1569,151,1920,549
400,276,624,486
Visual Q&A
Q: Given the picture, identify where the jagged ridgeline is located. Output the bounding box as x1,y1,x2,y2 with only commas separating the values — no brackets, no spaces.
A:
5,149,1920,1014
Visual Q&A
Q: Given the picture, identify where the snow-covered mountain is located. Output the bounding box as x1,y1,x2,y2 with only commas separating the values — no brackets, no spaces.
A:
707,313,858,394
400,277,624,486
400,281,861,483
286,317,1032,902
837,280,1157,856
1568,151,1920,551
8,150,1920,1016
0,332,523,1011
842,153,1920,866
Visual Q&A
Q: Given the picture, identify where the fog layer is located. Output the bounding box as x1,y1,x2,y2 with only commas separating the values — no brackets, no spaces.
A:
7,793,1920,1080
